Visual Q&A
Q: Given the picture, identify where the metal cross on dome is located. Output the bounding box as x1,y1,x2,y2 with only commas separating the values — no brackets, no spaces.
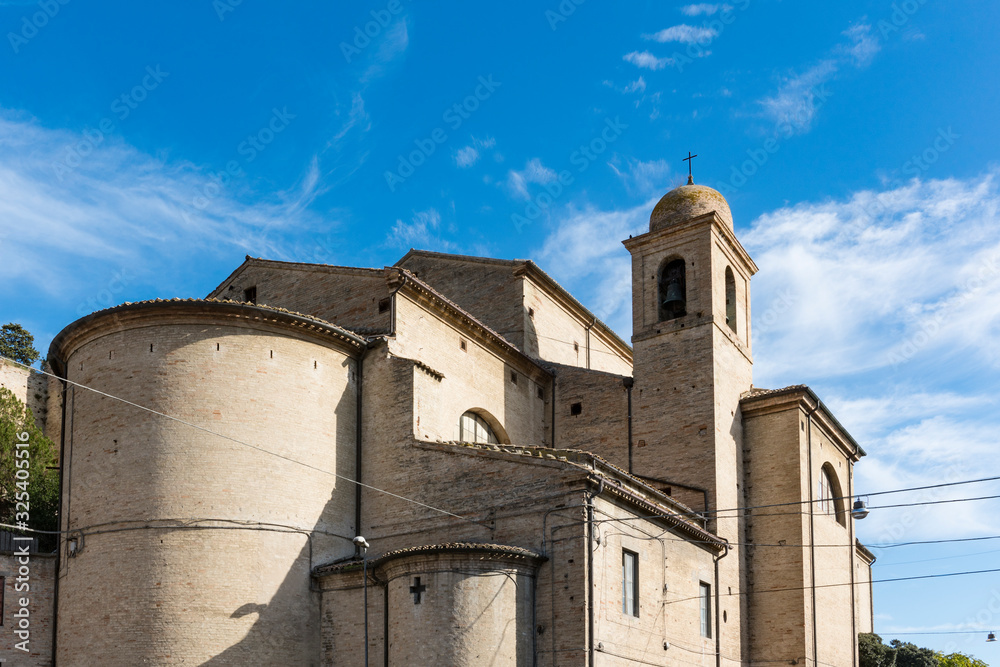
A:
683,152,698,185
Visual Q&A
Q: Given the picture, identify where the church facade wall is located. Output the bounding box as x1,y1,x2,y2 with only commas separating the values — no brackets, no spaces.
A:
0,358,48,430
50,305,361,665
395,255,525,348
550,363,629,468
210,261,392,333
590,495,721,666
391,291,549,446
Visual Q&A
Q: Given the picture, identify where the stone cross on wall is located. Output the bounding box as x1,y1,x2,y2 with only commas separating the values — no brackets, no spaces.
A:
410,577,426,604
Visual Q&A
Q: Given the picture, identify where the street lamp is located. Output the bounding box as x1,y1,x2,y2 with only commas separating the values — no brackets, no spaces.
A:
987,631,996,642
851,498,869,520
353,536,371,666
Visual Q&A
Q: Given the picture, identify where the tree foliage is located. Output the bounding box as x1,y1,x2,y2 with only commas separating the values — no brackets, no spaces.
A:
860,634,988,667
890,639,938,667
0,387,59,551
0,323,40,366
935,652,989,667
861,633,898,667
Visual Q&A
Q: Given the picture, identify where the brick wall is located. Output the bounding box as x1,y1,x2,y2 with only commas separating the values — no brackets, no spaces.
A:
53,305,359,665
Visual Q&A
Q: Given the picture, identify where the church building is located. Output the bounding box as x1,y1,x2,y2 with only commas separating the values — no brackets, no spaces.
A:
4,181,874,665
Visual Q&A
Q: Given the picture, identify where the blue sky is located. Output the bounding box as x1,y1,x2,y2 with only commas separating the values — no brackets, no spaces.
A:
1,0,999,656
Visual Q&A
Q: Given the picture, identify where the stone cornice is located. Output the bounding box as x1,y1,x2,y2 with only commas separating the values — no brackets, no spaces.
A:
389,269,551,383
741,385,866,460
48,298,367,376
623,211,759,276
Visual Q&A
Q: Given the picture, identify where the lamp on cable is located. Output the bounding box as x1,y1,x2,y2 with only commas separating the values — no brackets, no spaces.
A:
851,497,870,520
987,631,996,642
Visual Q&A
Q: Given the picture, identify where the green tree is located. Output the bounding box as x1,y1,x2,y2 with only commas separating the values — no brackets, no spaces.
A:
0,387,59,551
936,652,989,667
891,640,938,667
0,323,40,366
860,633,897,667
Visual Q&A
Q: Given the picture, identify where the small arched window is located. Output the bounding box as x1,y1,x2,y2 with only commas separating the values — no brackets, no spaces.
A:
818,465,845,526
458,411,500,444
658,258,686,322
725,267,737,333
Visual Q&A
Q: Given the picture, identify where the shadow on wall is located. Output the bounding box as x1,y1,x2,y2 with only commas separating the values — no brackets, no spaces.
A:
199,372,357,665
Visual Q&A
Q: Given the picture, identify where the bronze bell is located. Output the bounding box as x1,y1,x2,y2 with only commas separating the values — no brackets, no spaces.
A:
663,281,685,311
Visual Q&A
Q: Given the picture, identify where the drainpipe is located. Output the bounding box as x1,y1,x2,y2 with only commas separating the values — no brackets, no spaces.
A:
586,478,604,667
383,578,390,667
714,541,729,667
584,318,596,370
848,447,858,667
52,372,68,661
354,355,364,551
623,377,634,474
550,374,557,449
806,406,819,666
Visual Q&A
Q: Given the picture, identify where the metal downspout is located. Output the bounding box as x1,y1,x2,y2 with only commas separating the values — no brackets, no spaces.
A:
624,377,634,474
807,407,819,666
715,541,729,667
587,478,604,667
52,373,68,662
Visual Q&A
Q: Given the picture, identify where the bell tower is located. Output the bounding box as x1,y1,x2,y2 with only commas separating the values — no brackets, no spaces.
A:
622,180,757,524
623,178,757,662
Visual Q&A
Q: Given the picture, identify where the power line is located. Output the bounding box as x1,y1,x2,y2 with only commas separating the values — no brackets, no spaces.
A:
8,355,1000,537
10,358,486,528
664,566,1000,606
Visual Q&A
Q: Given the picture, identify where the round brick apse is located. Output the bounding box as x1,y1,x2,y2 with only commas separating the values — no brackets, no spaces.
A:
49,301,364,666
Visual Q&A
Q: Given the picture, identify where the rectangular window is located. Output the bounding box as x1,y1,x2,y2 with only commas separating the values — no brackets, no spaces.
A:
700,582,712,638
622,550,639,617
243,286,257,304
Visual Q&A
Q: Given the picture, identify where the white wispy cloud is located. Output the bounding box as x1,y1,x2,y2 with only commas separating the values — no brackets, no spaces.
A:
361,20,410,84
680,3,732,16
757,23,880,134
839,23,881,67
453,136,497,168
0,111,332,308
757,59,837,134
454,146,479,168
331,92,371,143
608,157,671,196
644,24,718,44
623,51,671,71
745,172,1000,381
505,158,558,200
386,208,456,250
534,200,653,335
